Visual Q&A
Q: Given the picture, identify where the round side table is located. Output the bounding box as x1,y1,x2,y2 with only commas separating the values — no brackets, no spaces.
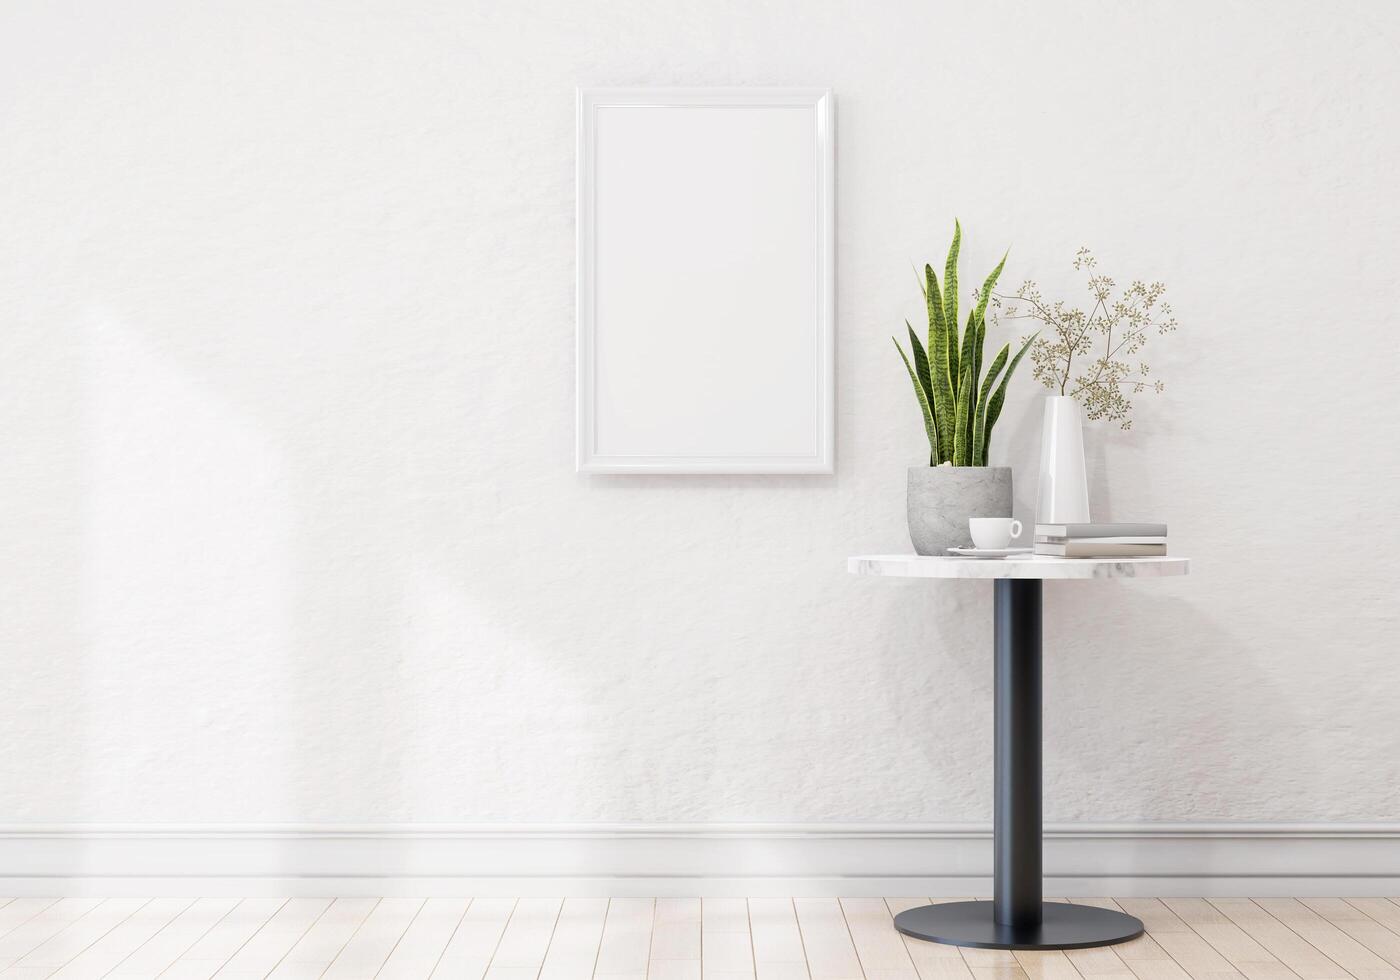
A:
848,554,1190,950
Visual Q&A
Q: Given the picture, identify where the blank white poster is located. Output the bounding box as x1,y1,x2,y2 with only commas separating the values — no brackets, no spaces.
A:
577,88,834,473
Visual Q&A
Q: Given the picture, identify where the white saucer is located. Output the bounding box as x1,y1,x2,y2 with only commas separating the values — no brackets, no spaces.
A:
947,547,1033,559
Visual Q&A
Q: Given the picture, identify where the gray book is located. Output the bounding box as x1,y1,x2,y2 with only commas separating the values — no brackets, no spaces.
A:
1034,522,1167,538
1035,541,1167,557
1035,535,1167,545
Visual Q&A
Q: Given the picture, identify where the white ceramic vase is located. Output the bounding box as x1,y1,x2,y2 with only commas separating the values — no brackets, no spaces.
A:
1036,395,1090,525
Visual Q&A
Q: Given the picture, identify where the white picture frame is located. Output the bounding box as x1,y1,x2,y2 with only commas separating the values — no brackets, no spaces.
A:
576,87,835,474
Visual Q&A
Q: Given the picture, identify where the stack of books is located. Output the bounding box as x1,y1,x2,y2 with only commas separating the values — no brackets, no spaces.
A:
1034,522,1167,557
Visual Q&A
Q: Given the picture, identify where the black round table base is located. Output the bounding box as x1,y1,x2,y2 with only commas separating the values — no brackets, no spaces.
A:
894,901,1144,951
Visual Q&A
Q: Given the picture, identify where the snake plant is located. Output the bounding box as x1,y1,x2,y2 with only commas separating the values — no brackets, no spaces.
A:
893,221,1037,466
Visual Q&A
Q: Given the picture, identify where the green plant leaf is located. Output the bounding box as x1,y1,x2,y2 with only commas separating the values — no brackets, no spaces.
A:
957,309,979,463
943,220,961,361
894,336,938,463
963,361,979,465
905,319,932,398
974,250,1008,325
981,331,1039,462
924,264,945,337
974,313,987,407
953,362,972,465
925,264,955,461
972,343,1010,465
960,307,980,405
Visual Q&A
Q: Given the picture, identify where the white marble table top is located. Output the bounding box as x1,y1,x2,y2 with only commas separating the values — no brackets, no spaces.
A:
848,554,1190,580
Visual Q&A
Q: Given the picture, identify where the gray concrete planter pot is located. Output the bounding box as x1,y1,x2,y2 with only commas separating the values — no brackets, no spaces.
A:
907,466,1013,556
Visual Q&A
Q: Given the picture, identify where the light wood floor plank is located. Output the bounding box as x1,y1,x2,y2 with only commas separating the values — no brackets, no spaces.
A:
960,949,1028,972
1110,959,1199,980
1045,904,1132,980
47,898,193,979
961,948,1026,974
743,962,810,980
319,897,425,979
1116,901,1194,937
1205,900,1348,980
750,899,810,980
376,897,471,980
1297,900,1367,923
650,898,700,961
5,897,145,976
885,898,1021,977
885,899,975,980
594,898,655,980
1252,898,1400,980
1014,949,1089,980
1064,900,1186,980
430,897,515,980
1158,899,1296,980
210,897,330,979
648,898,700,980
1061,948,1135,980
1160,899,1280,966
109,898,241,978
0,901,58,944
703,898,755,980
651,956,705,980
1298,898,1400,970
484,897,564,980
0,898,103,969
794,899,863,980
266,897,378,980
1344,901,1400,940
539,898,610,980
1346,899,1400,937
842,897,919,980
1010,909,1087,980
964,966,1030,980
163,898,288,980
1118,898,1245,980
899,898,1023,978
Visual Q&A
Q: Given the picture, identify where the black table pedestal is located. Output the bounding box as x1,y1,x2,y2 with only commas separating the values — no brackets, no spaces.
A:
893,580,1144,950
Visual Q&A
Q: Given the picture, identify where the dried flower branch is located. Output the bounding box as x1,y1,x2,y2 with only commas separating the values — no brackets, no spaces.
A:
991,248,1177,429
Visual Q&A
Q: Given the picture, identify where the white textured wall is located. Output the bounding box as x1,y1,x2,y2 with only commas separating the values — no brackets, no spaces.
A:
2,0,1398,827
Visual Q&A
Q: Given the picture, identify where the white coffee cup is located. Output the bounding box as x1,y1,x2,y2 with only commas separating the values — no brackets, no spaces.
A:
969,517,1023,550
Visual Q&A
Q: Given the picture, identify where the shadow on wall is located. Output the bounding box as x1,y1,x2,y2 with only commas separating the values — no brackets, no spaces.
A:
882,389,1313,827
866,572,1307,827
78,313,297,826
68,304,711,836
999,387,1178,529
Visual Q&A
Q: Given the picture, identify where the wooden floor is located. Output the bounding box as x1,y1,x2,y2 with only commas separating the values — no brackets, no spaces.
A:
1,896,1399,980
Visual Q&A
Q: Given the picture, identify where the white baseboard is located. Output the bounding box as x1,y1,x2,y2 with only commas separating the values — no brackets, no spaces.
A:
1,823,1397,896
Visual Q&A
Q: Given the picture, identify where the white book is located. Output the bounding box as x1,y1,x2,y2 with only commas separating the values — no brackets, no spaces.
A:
1035,541,1168,558
1035,522,1167,538
1035,535,1167,545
